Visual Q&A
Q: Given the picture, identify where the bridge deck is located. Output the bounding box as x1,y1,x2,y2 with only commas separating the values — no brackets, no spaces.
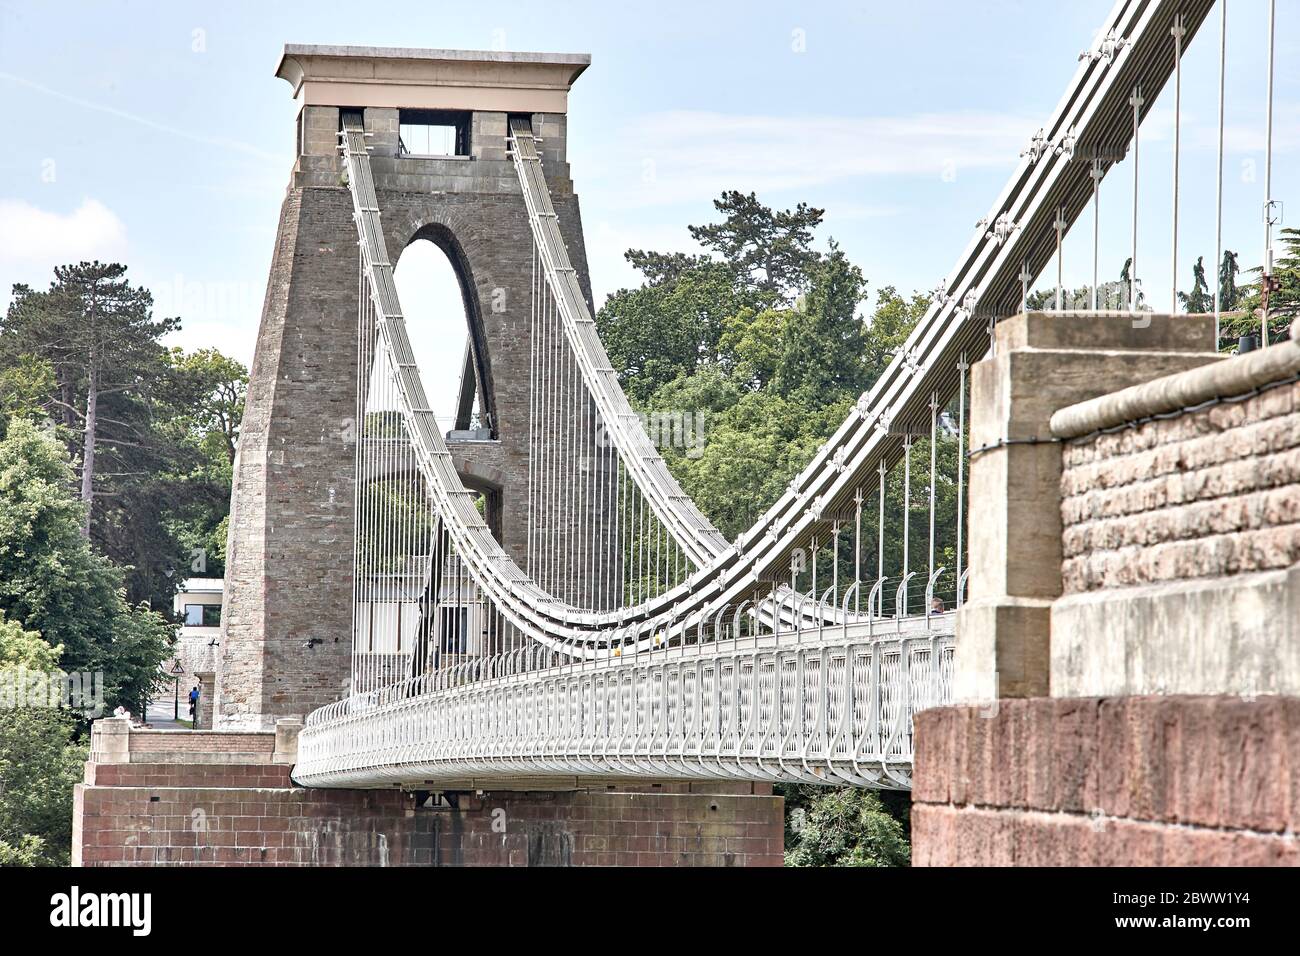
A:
294,614,956,789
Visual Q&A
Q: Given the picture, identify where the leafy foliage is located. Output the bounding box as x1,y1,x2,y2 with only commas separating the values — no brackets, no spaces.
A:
1178,256,1214,315
1218,249,1244,313
0,418,173,714
157,348,247,580
1028,243,1298,352
596,191,935,864
781,784,911,867
660,387,849,538
0,613,87,866
1227,228,1300,346
0,354,56,436
596,261,745,405
686,190,826,304
0,259,251,867
1,265,247,603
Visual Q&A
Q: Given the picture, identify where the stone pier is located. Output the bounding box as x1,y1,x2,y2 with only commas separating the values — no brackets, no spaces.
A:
73,719,784,867
915,313,1300,865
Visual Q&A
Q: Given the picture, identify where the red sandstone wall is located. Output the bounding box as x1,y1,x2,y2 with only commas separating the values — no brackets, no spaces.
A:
75,760,784,867
911,696,1300,866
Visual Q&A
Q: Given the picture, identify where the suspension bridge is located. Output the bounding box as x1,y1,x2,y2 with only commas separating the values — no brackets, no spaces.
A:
201,0,1282,796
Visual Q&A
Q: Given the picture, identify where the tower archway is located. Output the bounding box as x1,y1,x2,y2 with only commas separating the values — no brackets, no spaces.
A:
394,225,497,437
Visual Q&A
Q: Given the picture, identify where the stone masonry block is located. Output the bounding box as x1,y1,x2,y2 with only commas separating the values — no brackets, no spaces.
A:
913,696,1300,866
956,313,1220,704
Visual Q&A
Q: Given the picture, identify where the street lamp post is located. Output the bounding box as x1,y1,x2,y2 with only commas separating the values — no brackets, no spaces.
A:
170,660,186,721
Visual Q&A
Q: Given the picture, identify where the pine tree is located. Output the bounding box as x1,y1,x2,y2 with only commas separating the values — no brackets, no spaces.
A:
2,262,178,536
1219,249,1241,312
1178,256,1213,313
687,191,826,305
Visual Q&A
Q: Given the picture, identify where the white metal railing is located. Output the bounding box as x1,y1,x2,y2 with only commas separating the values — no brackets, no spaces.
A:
294,613,955,789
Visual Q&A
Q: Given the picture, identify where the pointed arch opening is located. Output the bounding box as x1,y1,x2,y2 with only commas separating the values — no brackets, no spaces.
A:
393,227,497,438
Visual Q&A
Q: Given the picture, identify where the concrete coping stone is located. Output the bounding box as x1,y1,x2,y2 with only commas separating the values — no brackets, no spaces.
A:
282,45,591,67
124,751,275,766
995,311,1217,353
1050,318,1300,439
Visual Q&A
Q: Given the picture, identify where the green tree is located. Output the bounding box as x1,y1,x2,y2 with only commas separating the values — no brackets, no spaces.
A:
2,265,197,606
2,271,249,604
1219,249,1242,312
2,263,178,536
0,834,47,866
165,347,248,470
158,348,248,579
0,354,55,440
717,305,786,390
1026,256,1152,312
862,286,930,382
1178,256,1213,313
1227,228,1300,346
658,386,850,538
601,191,942,864
773,242,872,403
597,260,746,405
782,785,911,867
0,418,173,713
0,612,87,866
621,249,712,287
600,191,835,402
811,428,963,615
687,190,825,304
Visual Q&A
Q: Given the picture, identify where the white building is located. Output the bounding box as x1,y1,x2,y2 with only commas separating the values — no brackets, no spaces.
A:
162,578,224,727
174,577,224,637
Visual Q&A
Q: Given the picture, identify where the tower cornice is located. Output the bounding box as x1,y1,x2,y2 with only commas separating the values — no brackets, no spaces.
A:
276,45,590,114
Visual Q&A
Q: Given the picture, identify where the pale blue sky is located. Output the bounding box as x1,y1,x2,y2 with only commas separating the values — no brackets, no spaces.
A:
1,1,1295,422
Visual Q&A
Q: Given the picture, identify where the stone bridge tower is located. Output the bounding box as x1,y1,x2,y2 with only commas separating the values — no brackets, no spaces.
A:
216,47,596,730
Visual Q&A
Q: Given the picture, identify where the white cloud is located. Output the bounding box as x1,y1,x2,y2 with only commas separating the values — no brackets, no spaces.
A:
164,319,257,368
0,197,129,298
583,109,1039,208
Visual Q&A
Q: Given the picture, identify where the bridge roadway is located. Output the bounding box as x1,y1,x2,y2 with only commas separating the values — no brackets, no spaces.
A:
293,612,955,790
